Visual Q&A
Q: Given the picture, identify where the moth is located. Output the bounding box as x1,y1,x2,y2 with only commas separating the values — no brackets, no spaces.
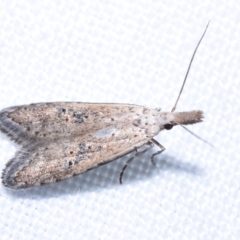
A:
0,23,209,189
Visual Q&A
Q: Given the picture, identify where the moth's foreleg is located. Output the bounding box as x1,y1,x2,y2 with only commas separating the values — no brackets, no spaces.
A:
119,141,154,184
150,138,165,165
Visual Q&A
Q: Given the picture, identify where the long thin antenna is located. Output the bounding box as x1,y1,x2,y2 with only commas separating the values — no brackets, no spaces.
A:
181,125,214,148
171,21,210,112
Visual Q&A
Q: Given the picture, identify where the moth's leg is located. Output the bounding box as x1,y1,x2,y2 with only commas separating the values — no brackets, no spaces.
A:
119,141,154,184
151,138,165,165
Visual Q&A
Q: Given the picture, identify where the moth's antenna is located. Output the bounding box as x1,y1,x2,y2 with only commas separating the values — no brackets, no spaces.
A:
181,125,214,148
171,21,210,112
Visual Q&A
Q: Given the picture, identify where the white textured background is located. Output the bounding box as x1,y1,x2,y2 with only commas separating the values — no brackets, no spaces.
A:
0,1,239,240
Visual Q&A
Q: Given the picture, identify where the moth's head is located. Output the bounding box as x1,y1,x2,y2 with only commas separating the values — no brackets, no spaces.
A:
160,110,204,131
160,22,209,131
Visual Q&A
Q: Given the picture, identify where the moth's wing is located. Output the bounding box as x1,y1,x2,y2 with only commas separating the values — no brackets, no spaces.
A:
2,127,152,189
0,102,146,144
1,102,161,189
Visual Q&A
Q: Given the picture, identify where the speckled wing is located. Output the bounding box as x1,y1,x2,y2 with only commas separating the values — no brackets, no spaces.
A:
0,102,144,144
0,102,161,189
2,129,151,189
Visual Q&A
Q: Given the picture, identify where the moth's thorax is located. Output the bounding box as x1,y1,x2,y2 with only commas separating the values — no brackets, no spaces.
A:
158,110,204,129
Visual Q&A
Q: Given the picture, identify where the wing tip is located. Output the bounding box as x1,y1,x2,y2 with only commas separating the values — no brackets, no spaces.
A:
1,150,32,190
0,106,29,145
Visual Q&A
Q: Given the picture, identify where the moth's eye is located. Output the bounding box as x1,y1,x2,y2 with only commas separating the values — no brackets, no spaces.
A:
164,124,173,130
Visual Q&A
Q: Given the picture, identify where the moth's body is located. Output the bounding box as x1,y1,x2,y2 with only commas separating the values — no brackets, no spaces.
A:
0,22,209,189
0,102,202,189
